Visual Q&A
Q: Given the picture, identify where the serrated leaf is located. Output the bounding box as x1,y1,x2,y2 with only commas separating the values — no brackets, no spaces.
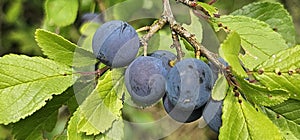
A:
253,45,300,100
219,89,282,140
231,2,296,47
216,15,288,70
67,109,94,140
219,31,247,77
182,10,203,43
45,0,78,27
238,78,289,106
0,54,76,125
212,75,229,101
12,87,77,140
197,2,218,17
35,29,97,67
94,119,124,140
68,110,124,140
265,99,300,139
77,69,124,135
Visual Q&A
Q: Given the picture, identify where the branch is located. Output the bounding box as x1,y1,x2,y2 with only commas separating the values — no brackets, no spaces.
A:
171,29,184,61
140,19,167,56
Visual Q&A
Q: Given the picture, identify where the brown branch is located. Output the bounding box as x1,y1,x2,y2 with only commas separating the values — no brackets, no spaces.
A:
140,19,167,56
136,26,151,32
171,29,184,61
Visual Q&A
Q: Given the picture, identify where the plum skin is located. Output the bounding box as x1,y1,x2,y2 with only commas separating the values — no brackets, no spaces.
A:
166,58,213,110
125,56,168,107
163,95,205,123
203,99,223,133
92,20,140,68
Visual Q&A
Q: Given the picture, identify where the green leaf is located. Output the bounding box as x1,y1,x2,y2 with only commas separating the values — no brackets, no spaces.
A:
253,45,300,100
181,38,194,51
197,2,218,17
265,99,300,139
219,88,282,140
182,10,203,43
12,87,77,140
67,109,94,140
0,54,76,125
216,15,288,70
112,0,144,21
212,75,229,101
238,78,289,106
94,119,124,140
45,0,79,27
68,109,124,140
35,29,97,67
231,2,296,47
219,31,247,77
77,69,124,135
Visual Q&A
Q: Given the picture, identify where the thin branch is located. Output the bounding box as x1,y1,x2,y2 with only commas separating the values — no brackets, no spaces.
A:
140,19,167,56
171,29,184,61
208,0,217,5
136,26,150,32
175,0,218,18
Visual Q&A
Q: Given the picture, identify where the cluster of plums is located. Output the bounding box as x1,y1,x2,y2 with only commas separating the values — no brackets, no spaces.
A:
92,20,223,133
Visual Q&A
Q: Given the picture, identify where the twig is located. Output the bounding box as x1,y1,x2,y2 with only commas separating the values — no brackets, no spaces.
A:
175,0,217,18
208,0,217,5
140,19,167,56
136,26,150,32
171,29,184,61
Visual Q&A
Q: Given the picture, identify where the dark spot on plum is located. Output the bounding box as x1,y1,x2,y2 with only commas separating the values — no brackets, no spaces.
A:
188,65,193,69
202,71,206,77
199,77,203,84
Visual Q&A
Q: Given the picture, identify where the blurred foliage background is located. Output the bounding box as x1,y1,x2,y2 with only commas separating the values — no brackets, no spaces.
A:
0,0,299,57
0,0,299,139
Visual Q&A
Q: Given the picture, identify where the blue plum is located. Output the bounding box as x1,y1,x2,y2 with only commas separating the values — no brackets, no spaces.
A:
125,56,168,107
163,95,204,123
92,20,140,68
203,99,223,133
150,50,177,71
208,57,228,83
166,58,213,110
